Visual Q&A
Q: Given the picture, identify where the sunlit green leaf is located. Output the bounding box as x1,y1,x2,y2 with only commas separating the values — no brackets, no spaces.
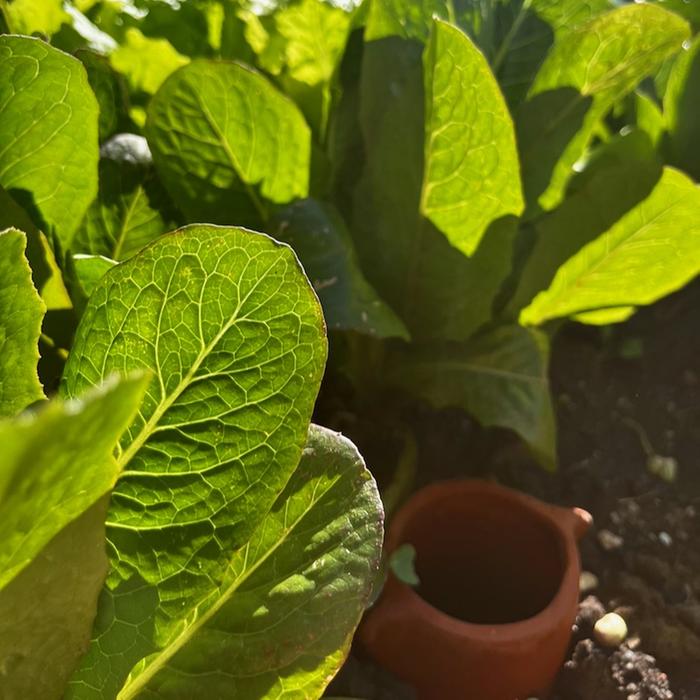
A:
0,36,99,248
0,228,45,416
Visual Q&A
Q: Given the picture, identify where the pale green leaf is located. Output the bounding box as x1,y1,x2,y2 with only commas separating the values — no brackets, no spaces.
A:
272,199,409,339
664,37,700,181
520,167,700,325
519,4,688,211
0,373,149,591
65,253,117,316
73,135,175,261
0,228,45,416
106,425,382,699
4,0,69,36
0,499,110,700
146,60,311,227
421,19,523,256
110,28,189,95
509,129,662,316
0,36,99,248
62,225,328,696
634,90,665,148
354,21,518,340
387,325,555,468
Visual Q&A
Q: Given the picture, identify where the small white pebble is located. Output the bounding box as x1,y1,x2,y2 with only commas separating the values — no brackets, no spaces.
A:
594,612,628,648
598,529,624,551
579,571,599,594
658,531,673,547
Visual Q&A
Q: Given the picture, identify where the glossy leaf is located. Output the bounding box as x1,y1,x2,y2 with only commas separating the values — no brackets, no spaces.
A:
354,20,520,341
272,199,408,339
520,168,700,325
0,36,99,248
519,4,688,211
147,61,311,227
0,500,110,699
98,425,383,698
421,20,523,256
62,226,328,696
0,229,45,417
665,37,700,181
0,373,149,591
388,325,555,468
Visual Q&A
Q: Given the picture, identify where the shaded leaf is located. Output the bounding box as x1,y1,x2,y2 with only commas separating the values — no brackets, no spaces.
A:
387,325,555,468
0,228,45,416
664,37,700,181
353,21,520,341
147,60,310,227
0,36,99,248
0,499,110,700
272,199,408,339
0,373,149,591
64,253,117,316
73,134,176,260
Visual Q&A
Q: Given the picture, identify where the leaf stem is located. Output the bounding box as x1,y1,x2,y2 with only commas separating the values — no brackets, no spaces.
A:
492,0,533,74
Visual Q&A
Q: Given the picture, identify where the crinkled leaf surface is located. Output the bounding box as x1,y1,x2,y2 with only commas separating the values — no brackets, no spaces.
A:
0,228,45,417
421,20,523,256
146,60,310,227
272,199,408,339
0,36,99,248
62,225,331,697
520,167,700,325
354,19,519,340
518,4,688,211
105,425,383,699
0,373,148,591
665,37,700,181
0,499,111,699
387,325,555,468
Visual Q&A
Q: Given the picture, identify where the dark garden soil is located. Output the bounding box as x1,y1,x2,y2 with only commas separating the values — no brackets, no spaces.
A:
322,277,700,700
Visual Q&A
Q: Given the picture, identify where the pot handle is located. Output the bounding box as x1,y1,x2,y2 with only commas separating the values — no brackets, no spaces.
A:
546,503,593,541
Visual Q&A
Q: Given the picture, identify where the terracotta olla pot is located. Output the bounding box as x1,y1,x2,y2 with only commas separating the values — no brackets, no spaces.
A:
359,480,592,700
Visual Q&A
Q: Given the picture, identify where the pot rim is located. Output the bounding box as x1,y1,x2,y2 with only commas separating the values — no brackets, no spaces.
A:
383,478,583,643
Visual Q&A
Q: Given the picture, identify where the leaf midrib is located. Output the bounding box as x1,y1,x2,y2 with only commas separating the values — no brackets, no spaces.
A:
117,471,343,699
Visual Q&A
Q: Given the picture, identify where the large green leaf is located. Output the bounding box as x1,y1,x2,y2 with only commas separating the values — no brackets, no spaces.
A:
520,167,700,325
665,37,700,181
518,4,688,211
0,373,148,591
421,19,523,256
272,199,408,339
0,228,45,417
353,19,520,341
509,129,662,316
0,499,111,699
62,225,330,696
0,36,99,248
85,425,383,699
73,135,175,261
146,60,311,227
387,325,555,468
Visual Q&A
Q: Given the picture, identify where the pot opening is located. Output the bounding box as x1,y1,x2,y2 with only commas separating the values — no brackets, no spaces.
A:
399,491,565,625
